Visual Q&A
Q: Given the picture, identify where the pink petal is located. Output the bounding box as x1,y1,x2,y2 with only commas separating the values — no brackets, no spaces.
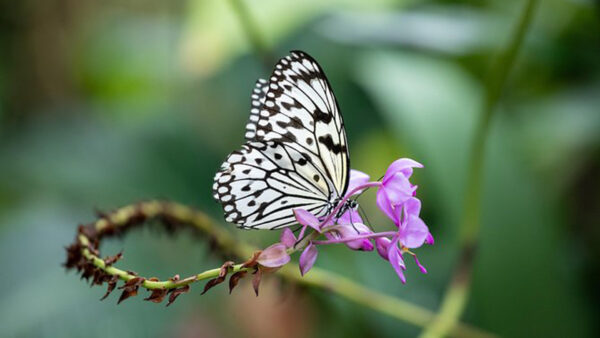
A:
280,228,296,248
334,222,374,251
337,209,363,226
375,237,391,260
376,189,395,221
360,240,375,251
382,172,415,206
257,243,290,268
387,237,406,283
425,232,435,245
294,209,321,232
347,169,370,196
384,158,423,182
404,197,422,218
392,197,422,225
400,214,430,249
299,243,318,276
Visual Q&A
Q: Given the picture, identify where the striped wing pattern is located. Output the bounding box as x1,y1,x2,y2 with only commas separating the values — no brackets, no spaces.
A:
214,51,350,229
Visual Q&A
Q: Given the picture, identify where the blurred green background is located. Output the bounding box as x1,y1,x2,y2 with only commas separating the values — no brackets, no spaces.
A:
1,0,599,337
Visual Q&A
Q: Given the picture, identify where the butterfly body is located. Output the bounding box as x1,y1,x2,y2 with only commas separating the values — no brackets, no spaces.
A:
213,51,351,230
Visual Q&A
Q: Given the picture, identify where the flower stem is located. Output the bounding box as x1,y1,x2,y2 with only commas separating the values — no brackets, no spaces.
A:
67,200,493,336
79,234,251,289
227,0,273,68
313,231,397,245
420,0,539,336
277,264,495,338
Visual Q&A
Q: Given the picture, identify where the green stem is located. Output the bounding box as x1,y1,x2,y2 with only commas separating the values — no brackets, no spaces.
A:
278,264,494,338
80,234,251,289
227,0,273,68
69,200,493,336
420,1,539,337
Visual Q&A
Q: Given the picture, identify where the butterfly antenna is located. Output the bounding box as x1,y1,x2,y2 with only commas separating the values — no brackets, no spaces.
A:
349,216,360,234
359,205,374,231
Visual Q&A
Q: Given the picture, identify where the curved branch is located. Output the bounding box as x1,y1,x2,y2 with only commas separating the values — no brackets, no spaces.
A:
64,200,493,336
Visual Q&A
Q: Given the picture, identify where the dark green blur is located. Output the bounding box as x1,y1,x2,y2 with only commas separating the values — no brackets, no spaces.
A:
0,0,598,337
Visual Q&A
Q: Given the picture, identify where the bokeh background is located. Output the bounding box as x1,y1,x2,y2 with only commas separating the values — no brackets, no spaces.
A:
1,0,599,337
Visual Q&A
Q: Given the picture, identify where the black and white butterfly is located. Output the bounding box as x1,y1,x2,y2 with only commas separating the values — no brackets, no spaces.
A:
213,51,352,229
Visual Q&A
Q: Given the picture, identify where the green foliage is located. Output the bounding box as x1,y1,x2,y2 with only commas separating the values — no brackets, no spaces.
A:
0,0,598,337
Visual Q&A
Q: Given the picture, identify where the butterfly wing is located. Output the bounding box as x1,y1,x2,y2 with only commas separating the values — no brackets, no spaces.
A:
214,51,350,229
245,51,350,198
244,78,268,140
213,141,331,229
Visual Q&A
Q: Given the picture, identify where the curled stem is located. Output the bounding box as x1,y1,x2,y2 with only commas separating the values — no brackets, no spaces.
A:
65,200,492,336
420,0,539,336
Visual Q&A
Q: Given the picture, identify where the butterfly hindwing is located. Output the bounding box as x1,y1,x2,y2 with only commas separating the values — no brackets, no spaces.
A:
244,79,268,140
213,141,331,229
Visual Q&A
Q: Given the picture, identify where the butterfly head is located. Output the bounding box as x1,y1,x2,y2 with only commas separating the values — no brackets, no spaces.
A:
334,199,359,219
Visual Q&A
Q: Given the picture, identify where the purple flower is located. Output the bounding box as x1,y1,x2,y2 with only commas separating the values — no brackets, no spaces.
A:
256,159,432,285
387,237,406,284
425,232,435,245
294,208,321,232
375,237,391,260
376,159,423,221
394,198,430,249
299,242,318,276
325,209,374,251
257,243,290,268
280,228,296,248
347,169,370,196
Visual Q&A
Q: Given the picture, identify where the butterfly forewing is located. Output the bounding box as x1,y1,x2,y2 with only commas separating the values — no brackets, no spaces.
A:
246,51,349,196
214,51,350,229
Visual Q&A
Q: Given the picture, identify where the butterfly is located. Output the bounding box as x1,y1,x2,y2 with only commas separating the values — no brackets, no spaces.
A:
213,50,352,229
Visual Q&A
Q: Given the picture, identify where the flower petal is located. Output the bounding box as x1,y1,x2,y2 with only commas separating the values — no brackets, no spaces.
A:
376,189,395,221
337,209,363,225
384,158,423,182
375,237,391,260
333,222,374,251
404,197,422,218
280,228,296,248
294,209,321,232
257,243,290,268
425,232,435,245
299,243,318,276
382,172,415,206
387,237,406,283
347,169,370,196
400,214,430,249
392,197,422,225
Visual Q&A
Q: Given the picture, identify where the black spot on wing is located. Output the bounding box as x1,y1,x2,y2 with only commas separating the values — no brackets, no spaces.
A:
318,134,346,155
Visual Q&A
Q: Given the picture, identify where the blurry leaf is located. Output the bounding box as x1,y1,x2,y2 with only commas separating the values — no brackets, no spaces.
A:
512,87,600,191
179,0,396,77
74,16,181,117
318,6,506,55
356,49,594,336
356,50,481,224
